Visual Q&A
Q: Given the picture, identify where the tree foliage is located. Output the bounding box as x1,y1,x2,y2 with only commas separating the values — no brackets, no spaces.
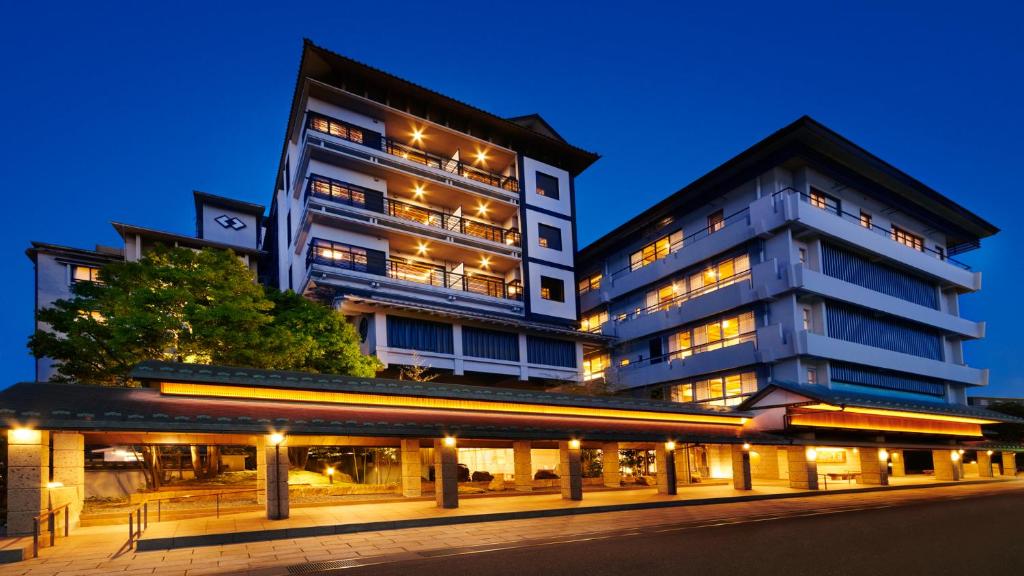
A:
29,245,380,385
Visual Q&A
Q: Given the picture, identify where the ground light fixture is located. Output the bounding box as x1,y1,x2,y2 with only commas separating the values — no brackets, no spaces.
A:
326,466,335,484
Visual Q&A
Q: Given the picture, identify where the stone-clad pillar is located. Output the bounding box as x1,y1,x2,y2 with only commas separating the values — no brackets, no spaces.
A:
559,441,583,501
6,429,48,535
890,449,906,477
400,439,422,497
513,441,533,492
50,433,85,529
675,445,693,485
1002,452,1017,477
787,447,819,490
977,450,994,478
932,449,960,481
601,442,620,488
264,435,289,519
433,438,459,508
731,445,752,490
655,444,677,495
859,448,889,486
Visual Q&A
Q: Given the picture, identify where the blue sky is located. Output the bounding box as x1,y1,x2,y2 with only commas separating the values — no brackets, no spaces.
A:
1,1,1022,395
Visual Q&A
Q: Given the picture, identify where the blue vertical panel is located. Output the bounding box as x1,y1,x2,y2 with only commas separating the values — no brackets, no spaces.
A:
821,242,938,309
825,302,943,360
386,316,453,354
462,327,520,361
526,336,577,368
830,362,946,396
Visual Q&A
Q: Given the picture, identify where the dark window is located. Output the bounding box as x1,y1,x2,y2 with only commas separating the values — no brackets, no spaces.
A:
535,172,560,200
649,338,664,364
462,327,519,361
285,156,291,190
537,223,563,251
386,316,453,354
288,264,293,291
707,209,724,233
286,210,292,247
540,276,565,302
526,336,576,367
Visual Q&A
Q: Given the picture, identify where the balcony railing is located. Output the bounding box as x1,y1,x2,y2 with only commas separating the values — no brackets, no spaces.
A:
776,187,971,270
616,268,753,324
306,238,522,301
306,112,519,193
306,175,521,246
618,333,757,371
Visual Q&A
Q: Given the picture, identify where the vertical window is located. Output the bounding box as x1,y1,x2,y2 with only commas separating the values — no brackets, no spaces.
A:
286,209,292,247
860,211,872,228
707,209,724,233
535,172,560,199
540,276,565,302
537,223,563,250
802,307,812,331
798,247,808,264
649,338,664,364
892,226,924,251
807,367,818,385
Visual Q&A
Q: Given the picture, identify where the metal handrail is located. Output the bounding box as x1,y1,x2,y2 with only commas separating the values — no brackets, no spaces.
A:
616,332,757,371
126,503,147,549
31,503,70,559
144,488,261,522
617,268,753,324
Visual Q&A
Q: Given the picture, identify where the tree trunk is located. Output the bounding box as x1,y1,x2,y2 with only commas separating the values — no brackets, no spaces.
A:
141,446,163,490
190,445,203,478
206,445,221,478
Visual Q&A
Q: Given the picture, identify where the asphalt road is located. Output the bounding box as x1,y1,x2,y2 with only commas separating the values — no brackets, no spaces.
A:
325,490,1024,576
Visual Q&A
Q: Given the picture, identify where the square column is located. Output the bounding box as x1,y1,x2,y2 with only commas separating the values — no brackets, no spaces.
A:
932,449,960,481
890,449,906,476
433,438,459,508
256,437,266,505
50,433,85,529
977,450,994,478
559,441,583,501
859,448,889,486
787,447,819,490
731,445,752,490
675,445,693,485
513,441,533,492
1002,452,1017,477
264,435,289,519
601,442,620,488
400,439,422,497
6,429,48,535
655,444,677,495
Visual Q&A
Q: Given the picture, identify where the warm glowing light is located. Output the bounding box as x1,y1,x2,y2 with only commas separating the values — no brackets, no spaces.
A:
326,466,335,476
479,256,491,269
416,242,429,256
443,436,457,447
951,451,961,462
46,482,64,489
722,319,730,328
665,441,676,451
412,184,426,199
9,428,37,443
474,150,489,164
477,202,489,216
411,128,424,143
958,449,965,455
269,433,285,446
623,466,633,475
740,418,748,425
742,442,751,451
852,448,859,454
986,450,994,456
878,449,889,461
800,403,999,425
568,439,581,449
805,448,818,462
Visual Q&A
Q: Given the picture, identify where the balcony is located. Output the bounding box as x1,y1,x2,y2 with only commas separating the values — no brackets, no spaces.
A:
608,337,760,389
306,238,523,302
306,175,520,248
306,112,519,194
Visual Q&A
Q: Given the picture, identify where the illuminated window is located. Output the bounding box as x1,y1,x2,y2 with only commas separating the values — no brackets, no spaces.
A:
580,310,608,332
630,230,683,271
809,187,837,212
860,211,872,228
678,371,757,406
892,226,924,251
540,276,564,302
538,223,562,251
578,273,602,295
309,175,369,208
71,265,101,284
707,209,724,233
308,113,365,144
583,353,610,381
536,172,560,199
802,307,812,331
807,367,818,385
667,311,755,361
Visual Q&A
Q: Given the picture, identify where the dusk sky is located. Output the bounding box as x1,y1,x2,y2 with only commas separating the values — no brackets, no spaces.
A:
2,1,1022,396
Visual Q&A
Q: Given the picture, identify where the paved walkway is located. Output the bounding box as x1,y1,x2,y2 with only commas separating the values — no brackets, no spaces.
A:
1,478,1019,576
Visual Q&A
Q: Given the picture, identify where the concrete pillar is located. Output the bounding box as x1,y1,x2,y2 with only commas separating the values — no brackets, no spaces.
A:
50,433,85,529
787,447,819,490
932,449,960,481
264,435,289,519
513,441,533,492
1002,452,1017,477
977,450,994,478
559,441,583,501
433,438,458,508
859,448,889,486
256,437,267,505
731,445,752,490
400,439,422,497
601,442,620,488
5,429,48,535
675,445,693,485
655,444,677,495
890,449,906,477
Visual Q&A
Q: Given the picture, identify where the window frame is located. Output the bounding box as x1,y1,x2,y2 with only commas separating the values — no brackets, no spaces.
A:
535,171,560,200
539,275,565,302
537,222,563,251
891,225,925,252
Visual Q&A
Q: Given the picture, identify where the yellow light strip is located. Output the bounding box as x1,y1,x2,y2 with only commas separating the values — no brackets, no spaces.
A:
160,382,746,426
789,412,982,437
802,403,998,425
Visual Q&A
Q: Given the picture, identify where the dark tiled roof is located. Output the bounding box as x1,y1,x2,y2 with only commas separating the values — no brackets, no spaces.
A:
131,361,749,419
738,382,1024,423
0,381,766,444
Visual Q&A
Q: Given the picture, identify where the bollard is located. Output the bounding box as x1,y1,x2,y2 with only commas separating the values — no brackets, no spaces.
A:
32,517,39,558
